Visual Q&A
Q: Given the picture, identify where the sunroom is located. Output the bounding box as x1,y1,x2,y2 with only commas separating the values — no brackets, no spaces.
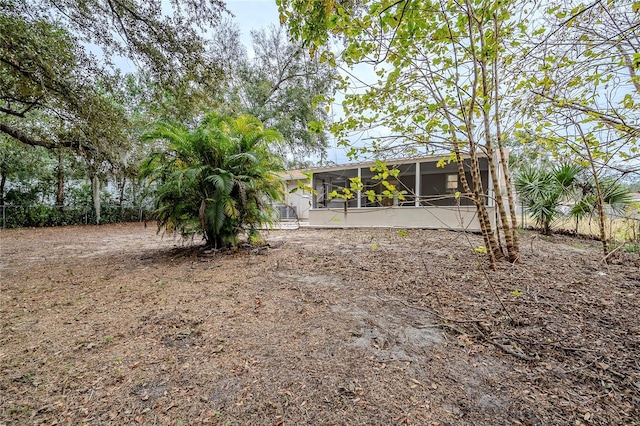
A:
287,153,503,232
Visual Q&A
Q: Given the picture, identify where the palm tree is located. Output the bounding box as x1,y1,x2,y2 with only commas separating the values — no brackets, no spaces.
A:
515,163,582,234
570,177,633,221
516,163,633,239
141,112,284,248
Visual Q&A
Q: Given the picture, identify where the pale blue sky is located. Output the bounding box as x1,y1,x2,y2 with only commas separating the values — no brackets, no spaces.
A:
226,0,280,39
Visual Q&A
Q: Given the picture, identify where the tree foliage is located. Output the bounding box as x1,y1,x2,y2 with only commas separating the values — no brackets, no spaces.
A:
18,0,227,91
240,25,336,165
518,1,640,175
141,113,284,248
0,137,56,205
0,7,130,156
213,22,337,166
514,1,640,254
0,0,227,159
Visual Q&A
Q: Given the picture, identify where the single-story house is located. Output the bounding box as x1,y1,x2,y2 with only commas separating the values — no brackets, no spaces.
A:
278,152,508,232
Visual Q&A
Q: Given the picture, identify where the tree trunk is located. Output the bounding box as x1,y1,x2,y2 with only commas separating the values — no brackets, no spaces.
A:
461,3,503,266
119,174,126,220
592,170,608,257
470,149,503,263
453,144,499,269
0,170,6,206
477,8,518,263
91,174,101,225
445,104,499,267
576,123,608,257
56,150,64,207
491,11,519,259
496,143,519,254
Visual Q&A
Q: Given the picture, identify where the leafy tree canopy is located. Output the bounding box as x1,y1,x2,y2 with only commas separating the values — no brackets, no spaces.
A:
515,1,640,175
0,9,128,155
212,22,337,166
0,0,227,160
240,25,336,166
9,0,227,87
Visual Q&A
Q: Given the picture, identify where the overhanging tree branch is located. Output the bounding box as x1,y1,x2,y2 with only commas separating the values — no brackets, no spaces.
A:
532,89,640,138
0,122,94,152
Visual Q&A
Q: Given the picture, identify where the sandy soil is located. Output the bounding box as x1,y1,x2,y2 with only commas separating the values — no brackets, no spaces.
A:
0,223,638,425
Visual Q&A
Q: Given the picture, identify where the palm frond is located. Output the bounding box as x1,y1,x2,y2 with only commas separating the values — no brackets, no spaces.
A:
601,178,633,215
204,173,233,194
553,163,583,189
570,196,595,220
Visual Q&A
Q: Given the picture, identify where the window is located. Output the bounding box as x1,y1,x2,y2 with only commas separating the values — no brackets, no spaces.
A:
446,174,458,193
330,180,346,193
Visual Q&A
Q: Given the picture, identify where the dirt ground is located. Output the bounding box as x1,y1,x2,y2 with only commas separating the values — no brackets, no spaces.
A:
1,223,639,425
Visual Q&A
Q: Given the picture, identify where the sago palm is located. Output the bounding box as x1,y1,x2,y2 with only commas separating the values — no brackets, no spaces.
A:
140,112,284,248
515,163,582,234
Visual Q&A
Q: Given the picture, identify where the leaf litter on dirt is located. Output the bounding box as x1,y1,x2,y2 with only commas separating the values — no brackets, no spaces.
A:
0,223,638,425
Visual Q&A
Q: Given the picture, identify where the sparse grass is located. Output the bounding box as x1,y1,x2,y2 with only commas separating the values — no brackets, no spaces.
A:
519,215,640,243
623,244,639,253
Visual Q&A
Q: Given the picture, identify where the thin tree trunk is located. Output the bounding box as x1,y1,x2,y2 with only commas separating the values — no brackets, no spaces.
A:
441,96,501,266
576,123,608,256
471,150,503,260
591,167,608,256
0,170,6,206
496,145,519,251
91,174,101,225
462,1,503,265
455,145,501,267
56,150,64,207
477,7,517,263
452,136,498,269
492,10,519,259
429,4,502,268
119,174,126,219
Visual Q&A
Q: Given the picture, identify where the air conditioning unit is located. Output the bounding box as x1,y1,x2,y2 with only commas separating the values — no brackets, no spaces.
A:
277,205,297,220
